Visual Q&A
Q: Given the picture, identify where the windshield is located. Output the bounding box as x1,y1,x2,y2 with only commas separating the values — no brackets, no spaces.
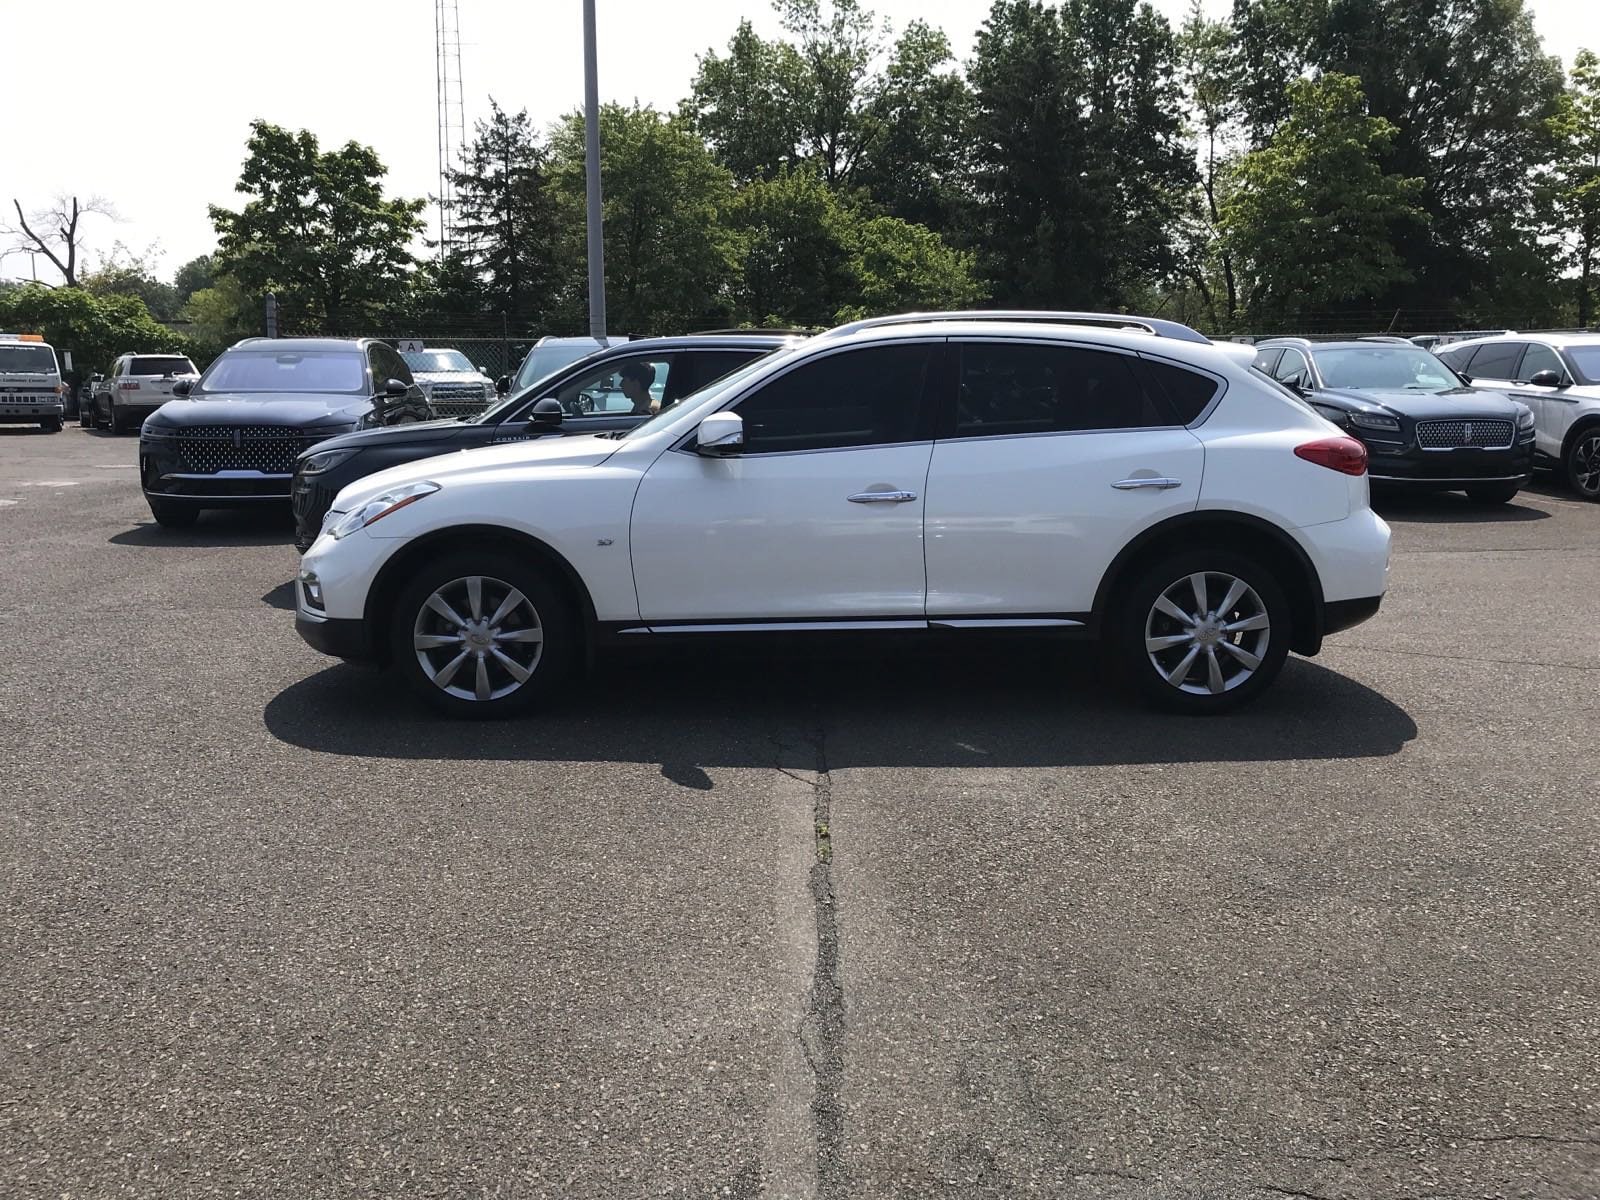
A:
619,354,777,441
513,342,599,391
403,349,474,374
1312,346,1461,391
199,350,367,394
0,345,58,374
130,356,196,377
1565,345,1600,385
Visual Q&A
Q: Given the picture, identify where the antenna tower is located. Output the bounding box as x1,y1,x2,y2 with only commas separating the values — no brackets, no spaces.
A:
435,0,466,261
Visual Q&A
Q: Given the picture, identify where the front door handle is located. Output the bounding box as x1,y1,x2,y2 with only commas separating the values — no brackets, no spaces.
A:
1112,477,1182,491
847,489,918,503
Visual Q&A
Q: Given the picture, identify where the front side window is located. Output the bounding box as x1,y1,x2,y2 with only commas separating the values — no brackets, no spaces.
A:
953,343,1166,437
1252,349,1283,376
735,343,935,452
1564,345,1600,385
1273,349,1310,385
554,356,673,415
1516,343,1564,382
1312,346,1459,391
1461,341,1524,380
200,350,368,394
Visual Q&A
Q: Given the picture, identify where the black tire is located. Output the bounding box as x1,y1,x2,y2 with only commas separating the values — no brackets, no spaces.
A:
1566,426,1600,501
1465,483,1521,505
147,497,200,528
39,416,62,433
1115,549,1292,715
79,399,95,428
390,551,579,719
106,402,123,435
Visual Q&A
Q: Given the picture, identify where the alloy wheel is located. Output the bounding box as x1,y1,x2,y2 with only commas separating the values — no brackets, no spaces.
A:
1573,432,1600,498
412,574,545,702
1144,571,1272,696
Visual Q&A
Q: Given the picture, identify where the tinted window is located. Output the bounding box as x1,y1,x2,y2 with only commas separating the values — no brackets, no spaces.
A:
1516,343,1563,382
1435,345,1473,372
130,356,196,376
673,350,767,403
370,344,413,386
736,344,934,452
1463,341,1524,380
1252,349,1283,376
1142,359,1220,424
1566,345,1600,384
555,355,672,415
1273,349,1310,384
954,343,1166,437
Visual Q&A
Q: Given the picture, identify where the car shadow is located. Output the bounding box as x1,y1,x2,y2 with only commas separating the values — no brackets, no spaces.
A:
263,643,1416,771
0,427,65,437
109,512,295,548
262,582,296,610
1372,491,1549,523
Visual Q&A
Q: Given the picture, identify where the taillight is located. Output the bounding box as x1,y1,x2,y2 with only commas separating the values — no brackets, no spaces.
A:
119,380,141,391
1295,437,1367,476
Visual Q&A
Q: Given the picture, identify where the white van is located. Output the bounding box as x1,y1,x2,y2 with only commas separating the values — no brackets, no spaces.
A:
0,333,65,432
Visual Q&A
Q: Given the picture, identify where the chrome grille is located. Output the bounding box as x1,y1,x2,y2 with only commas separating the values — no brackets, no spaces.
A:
1416,419,1513,450
176,425,306,474
428,381,491,416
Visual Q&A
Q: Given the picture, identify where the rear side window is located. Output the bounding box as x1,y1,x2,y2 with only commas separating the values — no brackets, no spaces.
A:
1461,341,1524,380
953,342,1166,437
735,344,935,452
1434,345,1473,372
1141,359,1220,424
130,356,195,376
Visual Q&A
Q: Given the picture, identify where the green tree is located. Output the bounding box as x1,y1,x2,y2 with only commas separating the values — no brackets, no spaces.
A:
1548,49,1600,326
1221,73,1425,323
447,99,563,325
173,254,216,306
726,168,857,326
548,104,739,332
181,274,258,366
1177,0,1241,327
685,20,810,182
81,244,179,322
209,120,426,332
843,214,985,317
0,284,187,376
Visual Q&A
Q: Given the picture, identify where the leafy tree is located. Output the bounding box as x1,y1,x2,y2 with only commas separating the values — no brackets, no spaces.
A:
843,214,985,317
685,20,810,182
173,254,216,306
447,99,564,326
548,104,739,332
1548,49,1600,326
1228,0,1322,147
181,274,258,366
0,284,187,375
81,244,179,322
1221,73,1425,323
1176,0,1241,327
209,120,426,332
777,0,883,186
726,168,857,326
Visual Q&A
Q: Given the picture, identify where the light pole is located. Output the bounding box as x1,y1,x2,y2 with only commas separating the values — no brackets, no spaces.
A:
583,0,607,343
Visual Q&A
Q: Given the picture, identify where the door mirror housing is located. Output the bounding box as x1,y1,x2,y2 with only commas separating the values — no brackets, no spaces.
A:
383,378,409,398
495,375,511,395
696,412,744,456
171,379,192,397
1529,369,1565,388
527,397,564,430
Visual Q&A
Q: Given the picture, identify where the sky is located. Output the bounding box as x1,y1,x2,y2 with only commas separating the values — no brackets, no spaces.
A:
0,0,1593,285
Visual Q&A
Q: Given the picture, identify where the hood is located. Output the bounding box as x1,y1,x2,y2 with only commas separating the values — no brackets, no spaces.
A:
296,417,467,454
1309,385,1522,420
330,431,623,511
148,392,373,428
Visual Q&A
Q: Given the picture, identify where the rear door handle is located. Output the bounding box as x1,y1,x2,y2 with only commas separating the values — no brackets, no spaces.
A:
847,490,918,503
1111,477,1182,490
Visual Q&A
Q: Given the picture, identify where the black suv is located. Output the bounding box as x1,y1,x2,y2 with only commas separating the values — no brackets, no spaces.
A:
290,332,795,549
1253,338,1535,503
140,338,433,529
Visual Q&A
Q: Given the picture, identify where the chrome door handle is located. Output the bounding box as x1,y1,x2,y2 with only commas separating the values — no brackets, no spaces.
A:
1112,477,1182,490
847,490,918,503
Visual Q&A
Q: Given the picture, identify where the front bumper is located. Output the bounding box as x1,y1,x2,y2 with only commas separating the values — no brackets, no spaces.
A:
292,469,343,549
0,400,64,422
295,609,374,660
142,439,291,503
1364,434,1534,486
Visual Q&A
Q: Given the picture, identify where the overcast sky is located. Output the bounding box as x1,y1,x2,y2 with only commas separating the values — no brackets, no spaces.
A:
1,0,1591,284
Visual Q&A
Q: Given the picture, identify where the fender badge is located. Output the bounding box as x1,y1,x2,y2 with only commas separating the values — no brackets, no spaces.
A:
597,538,614,546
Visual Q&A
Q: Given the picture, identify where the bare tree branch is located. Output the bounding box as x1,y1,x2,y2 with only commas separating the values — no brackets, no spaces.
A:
7,195,118,287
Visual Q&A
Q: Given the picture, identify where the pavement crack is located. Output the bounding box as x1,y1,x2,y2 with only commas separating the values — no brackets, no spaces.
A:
1445,1131,1600,1148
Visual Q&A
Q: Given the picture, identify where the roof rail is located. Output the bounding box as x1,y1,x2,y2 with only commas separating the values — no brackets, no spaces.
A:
1357,336,1414,344
818,310,1212,345
689,327,820,338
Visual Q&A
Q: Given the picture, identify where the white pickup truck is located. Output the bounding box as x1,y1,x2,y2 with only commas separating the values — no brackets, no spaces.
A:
0,333,65,432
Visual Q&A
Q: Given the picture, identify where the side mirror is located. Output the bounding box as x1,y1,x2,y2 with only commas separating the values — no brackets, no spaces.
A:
1529,369,1564,388
495,375,511,395
527,397,564,430
696,412,744,456
384,378,408,398
92,373,104,382
171,379,192,397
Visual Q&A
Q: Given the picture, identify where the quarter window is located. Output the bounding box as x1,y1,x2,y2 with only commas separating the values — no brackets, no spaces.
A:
734,344,935,452
952,343,1168,437
1141,359,1221,424
1462,341,1524,380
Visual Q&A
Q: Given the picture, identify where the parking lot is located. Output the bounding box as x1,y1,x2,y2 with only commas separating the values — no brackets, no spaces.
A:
2,423,1597,1198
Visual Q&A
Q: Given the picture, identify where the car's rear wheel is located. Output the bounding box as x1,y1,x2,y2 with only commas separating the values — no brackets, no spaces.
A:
1117,550,1290,714
391,553,578,718
1566,428,1600,501
147,497,200,528
1465,483,1521,505
79,398,95,427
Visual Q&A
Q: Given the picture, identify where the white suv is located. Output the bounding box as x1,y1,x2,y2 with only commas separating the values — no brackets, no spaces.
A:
294,313,1391,716
1435,333,1600,499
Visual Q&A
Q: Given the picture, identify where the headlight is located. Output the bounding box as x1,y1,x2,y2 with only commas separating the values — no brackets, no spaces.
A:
1349,412,1401,431
1516,405,1535,429
299,448,358,475
327,481,440,539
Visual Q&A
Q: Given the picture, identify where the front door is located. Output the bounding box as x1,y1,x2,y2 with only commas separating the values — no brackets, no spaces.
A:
923,340,1208,618
629,342,940,624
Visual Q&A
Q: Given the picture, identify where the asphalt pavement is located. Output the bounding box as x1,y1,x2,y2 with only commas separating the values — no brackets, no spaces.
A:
1,424,1596,1199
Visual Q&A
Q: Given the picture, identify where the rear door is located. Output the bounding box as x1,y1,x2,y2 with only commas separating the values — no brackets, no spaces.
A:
922,339,1208,621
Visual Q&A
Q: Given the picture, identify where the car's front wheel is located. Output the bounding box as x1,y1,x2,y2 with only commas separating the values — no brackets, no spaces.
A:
1116,550,1291,714
391,553,578,718
1566,427,1600,501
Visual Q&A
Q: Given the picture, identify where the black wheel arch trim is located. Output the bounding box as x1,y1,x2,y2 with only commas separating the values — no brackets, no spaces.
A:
1090,510,1328,656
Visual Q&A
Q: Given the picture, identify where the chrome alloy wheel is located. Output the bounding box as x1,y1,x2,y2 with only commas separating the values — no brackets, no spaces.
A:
1572,431,1600,498
1144,571,1271,696
412,575,545,702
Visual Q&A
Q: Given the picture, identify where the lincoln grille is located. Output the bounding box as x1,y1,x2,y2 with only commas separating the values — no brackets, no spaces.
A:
176,426,307,474
1416,419,1513,450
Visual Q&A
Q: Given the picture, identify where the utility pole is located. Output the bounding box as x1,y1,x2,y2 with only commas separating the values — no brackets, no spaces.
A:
583,0,607,343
